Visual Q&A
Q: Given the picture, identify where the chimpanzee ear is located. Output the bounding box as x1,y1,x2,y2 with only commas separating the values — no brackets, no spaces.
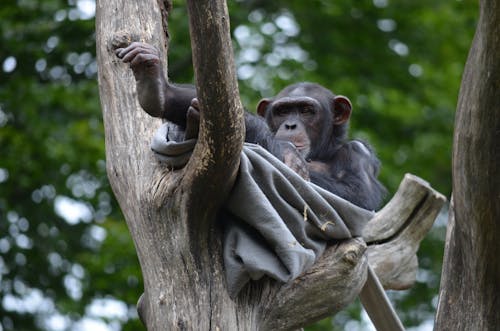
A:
332,95,352,125
257,98,271,117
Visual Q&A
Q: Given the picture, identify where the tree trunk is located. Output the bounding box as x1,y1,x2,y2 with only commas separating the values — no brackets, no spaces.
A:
96,1,446,330
96,0,245,329
435,0,500,329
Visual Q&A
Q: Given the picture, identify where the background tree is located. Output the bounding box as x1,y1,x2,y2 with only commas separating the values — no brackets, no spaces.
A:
435,0,499,329
0,0,477,330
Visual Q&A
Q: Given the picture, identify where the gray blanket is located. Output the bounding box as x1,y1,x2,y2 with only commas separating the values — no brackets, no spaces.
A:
151,123,374,297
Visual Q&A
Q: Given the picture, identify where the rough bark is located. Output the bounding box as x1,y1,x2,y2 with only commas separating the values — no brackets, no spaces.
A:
183,0,245,237
96,1,446,330
435,0,500,329
96,0,243,329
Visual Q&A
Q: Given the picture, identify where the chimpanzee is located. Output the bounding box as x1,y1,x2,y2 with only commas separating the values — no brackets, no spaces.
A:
116,42,385,210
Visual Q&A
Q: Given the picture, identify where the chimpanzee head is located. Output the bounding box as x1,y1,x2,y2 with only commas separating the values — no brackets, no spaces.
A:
257,82,352,159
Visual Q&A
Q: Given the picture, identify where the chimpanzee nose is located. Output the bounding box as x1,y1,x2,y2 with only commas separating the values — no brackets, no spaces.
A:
285,123,297,130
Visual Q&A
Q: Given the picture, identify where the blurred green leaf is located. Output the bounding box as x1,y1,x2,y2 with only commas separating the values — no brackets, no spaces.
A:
0,0,477,330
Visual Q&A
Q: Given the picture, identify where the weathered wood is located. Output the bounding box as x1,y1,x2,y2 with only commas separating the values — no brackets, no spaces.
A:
364,174,446,290
355,174,446,331
96,1,239,330
260,238,368,331
359,266,405,331
257,174,445,329
183,0,245,235
435,0,500,329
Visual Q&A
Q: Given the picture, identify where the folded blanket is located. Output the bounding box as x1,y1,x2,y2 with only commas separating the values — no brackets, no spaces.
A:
151,122,374,297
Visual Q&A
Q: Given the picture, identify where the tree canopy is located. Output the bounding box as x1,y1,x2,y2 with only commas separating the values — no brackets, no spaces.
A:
0,0,477,330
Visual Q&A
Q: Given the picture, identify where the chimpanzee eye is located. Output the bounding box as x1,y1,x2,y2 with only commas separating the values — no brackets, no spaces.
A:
300,106,315,115
274,107,288,116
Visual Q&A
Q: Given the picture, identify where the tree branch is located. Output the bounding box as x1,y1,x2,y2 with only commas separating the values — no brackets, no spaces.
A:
365,174,446,289
435,0,500,328
259,174,445,329
260,238,368,331
183,0,245,234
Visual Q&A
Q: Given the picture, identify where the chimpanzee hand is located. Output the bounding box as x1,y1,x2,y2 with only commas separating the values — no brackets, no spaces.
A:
115,42,163,81
184,98,201,140
115,42,174,118
281,142,310,181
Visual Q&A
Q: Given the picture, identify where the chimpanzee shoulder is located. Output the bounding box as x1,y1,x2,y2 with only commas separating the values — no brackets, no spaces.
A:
328,140,381,175
307,139,385,210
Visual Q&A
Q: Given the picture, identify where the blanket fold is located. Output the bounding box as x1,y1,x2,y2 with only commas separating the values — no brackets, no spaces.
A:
151,122,373,297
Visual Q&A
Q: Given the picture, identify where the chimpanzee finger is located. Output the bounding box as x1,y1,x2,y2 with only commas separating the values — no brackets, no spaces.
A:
129,53,160,69
184,106,201,140
115,42,142,59
120,45,157,63
292,161,310,181
116,42,158,61
117,41,153,53
283,149,310,181
190,98,200,111
289,161,310,181
115,48,124,57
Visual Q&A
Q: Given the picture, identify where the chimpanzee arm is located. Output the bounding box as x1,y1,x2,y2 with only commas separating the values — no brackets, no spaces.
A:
244,113,278,150
160,83,197,128
309,140,385,210
116,42,309,177
116,42,196,128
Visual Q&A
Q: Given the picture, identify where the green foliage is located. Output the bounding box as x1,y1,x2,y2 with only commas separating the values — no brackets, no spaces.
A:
0,0,477,330
0,1,142,330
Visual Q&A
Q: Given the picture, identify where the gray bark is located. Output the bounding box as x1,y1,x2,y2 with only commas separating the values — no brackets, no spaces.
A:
96,1,446,330
435,0,500,329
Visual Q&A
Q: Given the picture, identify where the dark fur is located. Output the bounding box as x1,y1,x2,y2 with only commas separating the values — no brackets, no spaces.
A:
116,42,385,210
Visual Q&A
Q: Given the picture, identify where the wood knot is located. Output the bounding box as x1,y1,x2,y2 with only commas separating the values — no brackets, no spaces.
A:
341,238,366,266
158,291,167,305
109,31,141,51
343,250,360,266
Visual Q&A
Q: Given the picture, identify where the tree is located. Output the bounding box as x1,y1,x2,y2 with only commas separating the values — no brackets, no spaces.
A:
0,1,143,330
96,0,247,327
96,0,445,329
0,0,478,330
435,0,500,329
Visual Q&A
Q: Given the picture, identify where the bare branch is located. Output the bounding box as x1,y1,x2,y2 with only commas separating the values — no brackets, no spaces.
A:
183,0,245,233
260,238,368,331
259,174,446,329
365,174,447,289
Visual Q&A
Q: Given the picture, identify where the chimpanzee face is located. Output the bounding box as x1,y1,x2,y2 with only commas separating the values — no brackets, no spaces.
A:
264,96,326,157
257,83,352,159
